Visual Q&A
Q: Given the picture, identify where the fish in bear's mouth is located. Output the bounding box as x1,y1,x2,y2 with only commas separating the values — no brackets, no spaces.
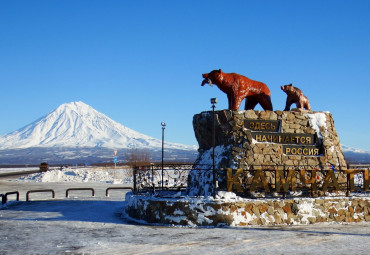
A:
201,78,212,86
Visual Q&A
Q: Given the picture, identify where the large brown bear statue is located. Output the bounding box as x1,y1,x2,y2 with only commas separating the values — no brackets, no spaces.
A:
201,69,273,111
281,83,311,111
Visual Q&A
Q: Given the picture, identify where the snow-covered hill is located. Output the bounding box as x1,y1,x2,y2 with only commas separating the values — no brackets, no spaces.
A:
0,101,195,151
341,145,370,164
342,145,370,154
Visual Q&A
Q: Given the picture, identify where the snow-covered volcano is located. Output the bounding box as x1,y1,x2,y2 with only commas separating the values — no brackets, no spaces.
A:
0,101,195,151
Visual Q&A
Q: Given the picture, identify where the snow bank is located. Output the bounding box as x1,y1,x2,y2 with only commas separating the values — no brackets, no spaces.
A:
14,167,133,184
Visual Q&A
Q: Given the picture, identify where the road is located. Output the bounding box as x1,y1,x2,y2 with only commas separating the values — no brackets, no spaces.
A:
1,179,369,254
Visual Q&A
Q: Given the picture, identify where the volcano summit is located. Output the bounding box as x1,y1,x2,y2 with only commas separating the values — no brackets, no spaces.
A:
0,101,197,164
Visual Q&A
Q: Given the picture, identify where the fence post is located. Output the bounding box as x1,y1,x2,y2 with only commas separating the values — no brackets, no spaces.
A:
1,194,6,204
151,163,155,193
133,166,137,194
364,169,369,191
283,165,286,199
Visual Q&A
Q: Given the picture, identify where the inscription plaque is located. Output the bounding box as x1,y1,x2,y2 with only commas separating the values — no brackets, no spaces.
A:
252,132,316,145
244,118,323,157
283,145,322,156
245,120,280,132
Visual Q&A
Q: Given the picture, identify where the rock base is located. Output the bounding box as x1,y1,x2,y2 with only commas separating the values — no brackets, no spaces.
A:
125,193,370,226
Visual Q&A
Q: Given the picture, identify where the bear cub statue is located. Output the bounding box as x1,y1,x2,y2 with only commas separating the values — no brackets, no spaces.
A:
281,83,311,112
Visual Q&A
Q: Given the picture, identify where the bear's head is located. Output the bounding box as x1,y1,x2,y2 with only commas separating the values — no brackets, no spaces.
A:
281,83,294,93
201,69,223,86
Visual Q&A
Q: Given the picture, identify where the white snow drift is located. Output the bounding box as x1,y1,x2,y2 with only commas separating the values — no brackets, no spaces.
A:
14,166,133,184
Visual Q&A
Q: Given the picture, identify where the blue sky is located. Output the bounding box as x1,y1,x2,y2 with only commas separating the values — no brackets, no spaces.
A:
1,0,370,151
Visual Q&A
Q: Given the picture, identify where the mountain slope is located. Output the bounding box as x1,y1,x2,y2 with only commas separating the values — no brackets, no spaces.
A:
342,145,370,164
0,101,195,151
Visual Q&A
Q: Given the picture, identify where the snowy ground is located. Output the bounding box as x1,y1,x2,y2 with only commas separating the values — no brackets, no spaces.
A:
1,167,369,254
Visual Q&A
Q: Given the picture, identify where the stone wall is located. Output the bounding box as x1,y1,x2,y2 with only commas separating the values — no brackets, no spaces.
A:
125,194,370,227
188,109,347,196
193,109,346,169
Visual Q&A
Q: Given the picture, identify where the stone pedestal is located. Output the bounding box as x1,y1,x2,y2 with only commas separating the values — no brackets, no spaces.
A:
125,195,370,226
187,109,346,196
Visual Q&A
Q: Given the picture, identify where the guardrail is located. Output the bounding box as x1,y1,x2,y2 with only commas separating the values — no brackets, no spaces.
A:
1,191,20,204
0,169,41,178
66,188,95,198
1,186,134,204
105,187,133,197
26,189,55,201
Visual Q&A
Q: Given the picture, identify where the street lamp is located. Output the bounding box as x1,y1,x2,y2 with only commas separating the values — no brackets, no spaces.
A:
210,98,217,197
161,122,166,190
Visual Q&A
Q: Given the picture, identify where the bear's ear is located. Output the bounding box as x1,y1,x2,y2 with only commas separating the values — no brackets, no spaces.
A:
289,83,292,86
218,69,222,73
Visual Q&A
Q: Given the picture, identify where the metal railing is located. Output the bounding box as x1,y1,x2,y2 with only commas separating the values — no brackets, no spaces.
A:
132,164,369,198
26,189,55,201
1,186,133,204
1,191,20,204
66,188,95,198
105,187,133,197
133,163,197,194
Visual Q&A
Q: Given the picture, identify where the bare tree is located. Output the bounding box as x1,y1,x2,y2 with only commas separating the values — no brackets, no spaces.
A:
124,148,152,166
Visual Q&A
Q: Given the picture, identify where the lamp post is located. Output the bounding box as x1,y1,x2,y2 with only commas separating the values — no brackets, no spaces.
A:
161,122,166,190
210,98,217,197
